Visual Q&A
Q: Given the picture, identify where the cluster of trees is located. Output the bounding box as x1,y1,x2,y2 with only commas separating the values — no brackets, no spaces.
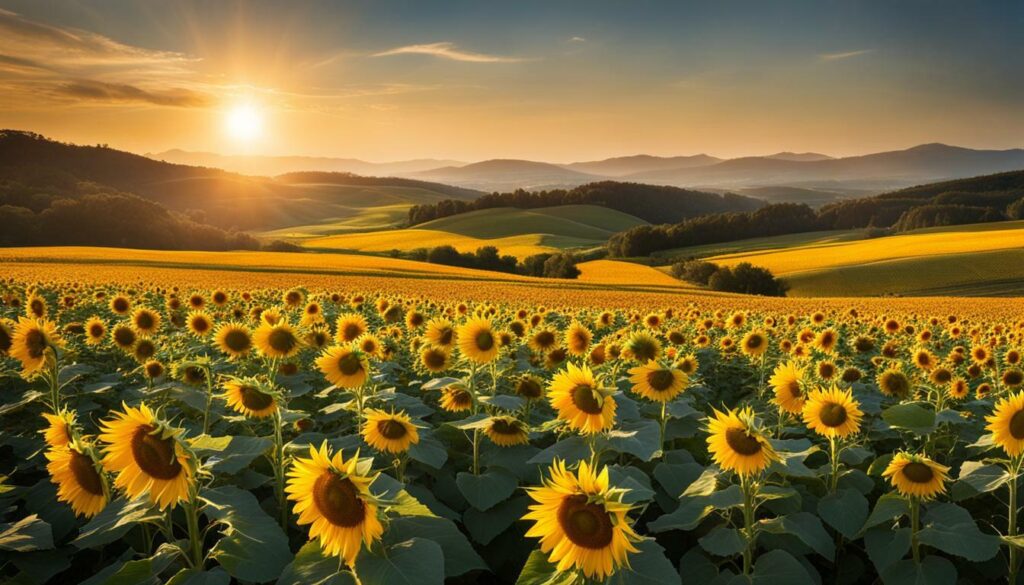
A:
407,181,762,225
608,169,1024,257
395,246,580,278
276,172,480,200
671,259,788,296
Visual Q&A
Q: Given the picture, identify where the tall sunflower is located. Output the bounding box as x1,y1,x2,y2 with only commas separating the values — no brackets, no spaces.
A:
98,403,194,510
882,452,949,500
802,385,863,438
424,318,456,350
214,322,253,358
986,392,1024,457
186,311,214,337
253,321,303,359
316,345,370,388
523,460,640,581
769,361,806,414
42,410,76,448
84,316,106,346
627,361,687,403
46,441,108,518
706,407,777,476
741,330,769,357
286,442,383,566
362,409,420,454
624,331,662,362
564,322,592,356
548,362,616,435
131,307,161,335
10,317,63,377
221,378,278,419
335,314,368,343
457,317,499,364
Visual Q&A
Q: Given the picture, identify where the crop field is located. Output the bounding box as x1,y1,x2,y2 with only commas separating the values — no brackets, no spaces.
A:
2,245,1024,585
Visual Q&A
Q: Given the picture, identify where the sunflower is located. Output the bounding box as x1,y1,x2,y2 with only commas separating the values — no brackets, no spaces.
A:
706,407,778,476
947,378,969,400
186,311,214,337
109,294,131,315
439,385,474,412
0,318,12,355
10,317,63,377
306,324,332,350
1004,369,1024,389
741,330,769,357
98,403,194,510
132,338,157,362
355,333,383,358
336,314,368,343
986,392,1024,457
802,385,863,439
627,361,687,403
624,331,662,362
676,354,699,376
523,459,640,581
301,301,324,326
286,442,383,566
877,368,912,398
515,374,545,401
484,416,530,446
254,321,303,358
26,293,47,319
46,442,108,518
317,345,370,388
815,329,839,354
548,363,616,435
131,308,161,335
143,360,165,380
362,409,420,454
769,361,806,414
84,316,106,345
882,452,949,500
42,410,75,448
529,328,559,353
419,346,451,373
222,378,278,418
214,322,253,358
457,317,499,363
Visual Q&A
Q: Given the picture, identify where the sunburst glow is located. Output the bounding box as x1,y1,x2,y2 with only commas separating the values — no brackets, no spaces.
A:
224,104,263,142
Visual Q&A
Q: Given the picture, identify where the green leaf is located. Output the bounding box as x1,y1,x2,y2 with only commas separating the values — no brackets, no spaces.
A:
751,550,811,585
818,488,869,539
652,460,704,498
864,527,911,573
879,555,956,585
74,497,160,549
881,402,936,435
385,516,487,577
355,537,444,585
952,461,1010,501
604,419,662,461
760,512,833,561
527,435,590,466
861,492,909,532
515,549,576,585
648,485,742,532
770,446,819,478
407,430,448,469
200,486,292,583
916,502,1000,562
678,548,719,585
166,568,231,585
699,526,746,557
190,434,272,474
456,468,519,511
609,539,680,585
463,495,530,545
81,543,180,585
0,515,53,552
390,490,438,517
276,541,356,585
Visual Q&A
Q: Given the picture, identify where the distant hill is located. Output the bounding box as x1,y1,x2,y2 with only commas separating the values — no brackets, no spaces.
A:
765,152,834,162
149,149,465,177
563,154,721,177
412,159,600,191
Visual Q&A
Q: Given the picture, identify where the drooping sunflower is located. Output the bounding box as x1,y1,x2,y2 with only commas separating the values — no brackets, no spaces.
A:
484,416,530,446
286,442,383,565
706,407,778,476
624,331,662,362
98,403,194,510
131,307,161,335
986,392,1024,457
419,346,451,373
362,409,420,454
222,378,278,418
523,459,640,581
253,320,303,359
46,442,108,518
439,385,473,412
548,362,616,435
42,410,76,448
10,317,63,377
335,314,368,343
316,345,370,389
457,317,499,364
802,385,863,439
565,322,592,356
882,452,949,500
627,361,687,403
769,361,806,414
514,374,545,401
84,316,106,345
877,368,912,398
214,322,253,358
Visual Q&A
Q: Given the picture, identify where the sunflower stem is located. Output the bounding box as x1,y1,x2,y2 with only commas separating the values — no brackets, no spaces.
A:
1009,456,1020,584
273,409,288,530
184,497,203,570
829,436,840,493
201,366,213,435
740,474,756,576
658,400,668,449
47,349,60,413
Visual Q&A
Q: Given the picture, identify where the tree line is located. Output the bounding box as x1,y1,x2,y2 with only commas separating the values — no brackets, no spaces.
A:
671,259,788,296
389,245,581,279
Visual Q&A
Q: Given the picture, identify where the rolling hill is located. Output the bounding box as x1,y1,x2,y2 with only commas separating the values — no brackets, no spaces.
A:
563,154,721,177
149,149,465,177
412,159,601,191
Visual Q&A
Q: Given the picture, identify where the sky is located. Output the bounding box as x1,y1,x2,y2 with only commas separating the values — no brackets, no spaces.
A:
0,0,1021,162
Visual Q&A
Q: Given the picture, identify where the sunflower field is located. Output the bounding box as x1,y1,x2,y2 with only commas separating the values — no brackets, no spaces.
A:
2,280,1024,585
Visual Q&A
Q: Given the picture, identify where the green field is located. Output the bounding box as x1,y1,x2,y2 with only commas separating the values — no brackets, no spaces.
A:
651,228,871,259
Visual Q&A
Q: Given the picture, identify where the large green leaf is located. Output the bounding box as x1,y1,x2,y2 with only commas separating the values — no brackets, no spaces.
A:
385,516,487,577
864,527,910,574
166,568,231,585
201,486,292,583
515,549,576,585
190,434,273,474
861,492,909,532
463,495,529,545
407,429,448,469
648,485,742,532
916,502,1000,562
881,402,936,435
81,543,180,585
74,497,160,549
760,512,834,561
0,515,53,552
818,488,869,539
604,419,662,461
952,461,1010,501
699,526,746,557
456,468,519,511
276,541,356,585
354,537,444,585
879,555,956,585
751,550,812,584
608,539,680,585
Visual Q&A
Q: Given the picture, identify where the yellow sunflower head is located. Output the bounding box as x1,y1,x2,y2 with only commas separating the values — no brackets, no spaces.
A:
439,384,474,413
186,311,214,337
529,328,559,353
362,409,420,454
316,345,370,389
419,346,451,373
802,385,863,439
286,442,383,566
741,330,769,357
131,307,161,335
627,361,688,403
214,322,253,358
221,377,279,419
42,410,76,448
109,294,131,315
84,316,106,345
457,317,499,364
10,317,63,377
523,459,640,581
548,362,616,435
986,392,1024,457
769,361,807,415
484,416,530,447
45,440,108,518
706,407,778,476
514,374,545,401
355,333,383,358
253,320,303,358
335,314,368,343
877,368,912,398
882,452,949,500
624,331,662,363
98,403,195,510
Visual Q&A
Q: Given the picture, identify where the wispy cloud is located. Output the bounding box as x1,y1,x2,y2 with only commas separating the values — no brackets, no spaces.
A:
818,49,873,62
568,36,587,43
373,42,529,63
54,80,213,107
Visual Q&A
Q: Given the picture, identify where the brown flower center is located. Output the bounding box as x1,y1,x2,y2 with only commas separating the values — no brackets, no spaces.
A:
313,472,366,527
342,323,363,341
489,418,522,435
88,324,104,338
422,349,447,370
131,425,183,480
725,428,763,456
112,298,129,313
534,331,556,348
377,419,408,440
69,450,105,496
475,330,494,351
135,312,155,330
571,385,603,414
338,352,364,376
191,318,210,333
819,403,848,427
646,369,676,392
746,335,763,349
25,329,48,358
1010,410,1024,440
240,385,274,411
558,494,614,549
901,461,935,484
516,378,542,399
268,328,297,353
223,329,251,352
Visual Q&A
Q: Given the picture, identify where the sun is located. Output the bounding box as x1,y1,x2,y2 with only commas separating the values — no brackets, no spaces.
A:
224,104,263,142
